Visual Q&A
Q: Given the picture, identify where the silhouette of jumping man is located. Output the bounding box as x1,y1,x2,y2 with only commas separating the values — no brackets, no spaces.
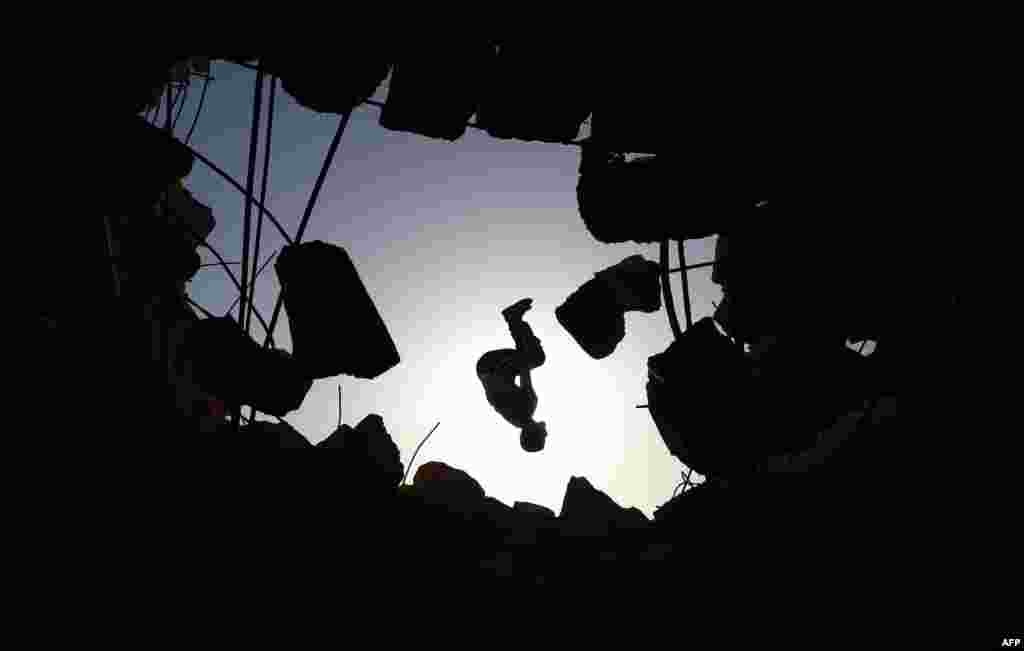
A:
476,298,548,452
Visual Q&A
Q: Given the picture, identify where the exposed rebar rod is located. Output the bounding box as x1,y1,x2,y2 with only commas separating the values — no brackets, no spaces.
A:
678,240,693,329
225,250,278,316
262,112,352,348
247,75,276,336
239,68,264,337
204,247,242,309
185,145,293,245
682,467,695,493
228,296,274,344
235,64,263,426
402,421,441,486
164,85,173,133
185,75,211,145
195,237,273,344
184,296,216,319
173,208,240,292
295,113,350,244
673,468,695,498
668,259,716,273
660,240,683,341
149,86,169,127
172,80,190,132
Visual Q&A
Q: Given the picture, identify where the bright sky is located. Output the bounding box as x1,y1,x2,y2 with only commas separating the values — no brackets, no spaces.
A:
181,61,725,516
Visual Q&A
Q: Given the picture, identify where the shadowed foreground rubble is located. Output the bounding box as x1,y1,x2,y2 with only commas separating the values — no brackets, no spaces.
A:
50,54,987,600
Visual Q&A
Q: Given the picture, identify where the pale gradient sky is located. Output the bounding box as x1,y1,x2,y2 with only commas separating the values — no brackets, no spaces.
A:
181,61,724,516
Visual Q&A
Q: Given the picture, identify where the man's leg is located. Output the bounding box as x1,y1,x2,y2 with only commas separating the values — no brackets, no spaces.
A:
501,298,544,371
477,349,521,386
501,298,533,323
508,319,545,371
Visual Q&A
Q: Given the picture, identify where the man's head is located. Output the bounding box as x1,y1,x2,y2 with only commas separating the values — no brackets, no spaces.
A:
520,421,547,452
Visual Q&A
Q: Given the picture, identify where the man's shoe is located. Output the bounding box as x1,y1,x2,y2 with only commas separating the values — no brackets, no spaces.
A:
502,298,533,322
